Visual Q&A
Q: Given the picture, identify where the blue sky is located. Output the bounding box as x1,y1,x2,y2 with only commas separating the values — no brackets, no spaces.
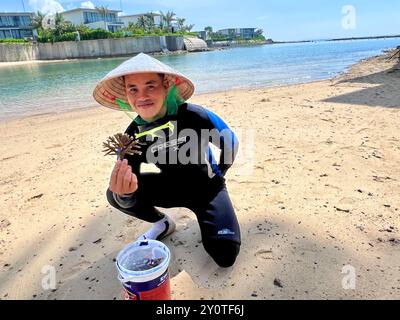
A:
2,0,400,41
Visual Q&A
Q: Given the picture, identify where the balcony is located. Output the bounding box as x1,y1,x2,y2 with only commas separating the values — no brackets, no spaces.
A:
0,16,31,28
109,21,124,25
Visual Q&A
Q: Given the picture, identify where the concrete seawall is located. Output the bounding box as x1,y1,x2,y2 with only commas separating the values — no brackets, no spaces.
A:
0,42,39,62
0,36,185,62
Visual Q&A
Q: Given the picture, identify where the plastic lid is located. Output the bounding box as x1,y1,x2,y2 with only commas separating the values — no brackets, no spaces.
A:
116,240,170,277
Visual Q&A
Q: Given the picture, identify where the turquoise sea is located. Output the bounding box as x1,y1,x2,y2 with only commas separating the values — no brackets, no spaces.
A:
0,37,399,121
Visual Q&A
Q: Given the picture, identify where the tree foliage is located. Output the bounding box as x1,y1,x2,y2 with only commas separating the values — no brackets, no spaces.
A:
95,5,109,30
30,9,196,43
30,11,46,33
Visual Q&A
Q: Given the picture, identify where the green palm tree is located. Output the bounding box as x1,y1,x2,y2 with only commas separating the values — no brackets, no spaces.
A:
160,10,176,32
54,12,68,36
96,5,109,30
136,16,146,29
255,28,264,36
159,11,166,30
30,11,46,33
177,18,185,31
184,24,195,32
135,13,155,32
144,13,154,31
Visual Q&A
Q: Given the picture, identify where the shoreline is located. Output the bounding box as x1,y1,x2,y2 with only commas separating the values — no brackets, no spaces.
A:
0,77,334,124
2,35,398,68
0,48,395,124
0,77,331,124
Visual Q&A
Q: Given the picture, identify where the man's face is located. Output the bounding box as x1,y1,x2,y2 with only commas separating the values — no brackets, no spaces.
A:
124,73,169,122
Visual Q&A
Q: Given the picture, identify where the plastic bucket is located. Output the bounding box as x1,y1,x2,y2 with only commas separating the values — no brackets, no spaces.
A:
115,240,171,300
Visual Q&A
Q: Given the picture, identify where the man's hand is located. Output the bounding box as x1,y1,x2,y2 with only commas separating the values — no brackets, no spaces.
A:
109,159,138,196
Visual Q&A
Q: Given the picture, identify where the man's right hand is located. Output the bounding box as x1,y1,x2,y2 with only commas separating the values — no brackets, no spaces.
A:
109,159,138,196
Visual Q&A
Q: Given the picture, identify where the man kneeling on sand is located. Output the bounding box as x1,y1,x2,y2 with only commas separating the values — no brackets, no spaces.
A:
93,53,241,268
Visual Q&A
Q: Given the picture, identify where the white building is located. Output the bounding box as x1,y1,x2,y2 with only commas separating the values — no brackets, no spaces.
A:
61,8,124,32
218,28,258,40
119,12,162,28
120,13,184,32
170,19,180,32
0,12,36,39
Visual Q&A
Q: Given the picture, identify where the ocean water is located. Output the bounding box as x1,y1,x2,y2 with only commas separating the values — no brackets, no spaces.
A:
0,37,399,121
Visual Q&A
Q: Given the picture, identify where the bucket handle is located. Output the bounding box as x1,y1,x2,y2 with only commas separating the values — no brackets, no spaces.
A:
118,273,137,284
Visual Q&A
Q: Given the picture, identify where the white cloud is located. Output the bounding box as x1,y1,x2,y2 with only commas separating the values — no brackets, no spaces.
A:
80,1,96,10
29,0,64,14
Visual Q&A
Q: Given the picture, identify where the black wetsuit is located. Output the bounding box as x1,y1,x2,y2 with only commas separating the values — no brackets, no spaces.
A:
106,103,241,267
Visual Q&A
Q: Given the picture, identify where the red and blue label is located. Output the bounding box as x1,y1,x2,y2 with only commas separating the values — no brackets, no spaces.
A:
122,269,171,300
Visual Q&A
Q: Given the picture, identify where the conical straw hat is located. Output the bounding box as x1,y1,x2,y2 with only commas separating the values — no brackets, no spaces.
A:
93,52,195,111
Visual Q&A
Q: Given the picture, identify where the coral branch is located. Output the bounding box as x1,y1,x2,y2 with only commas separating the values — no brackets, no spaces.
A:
102,133,143,160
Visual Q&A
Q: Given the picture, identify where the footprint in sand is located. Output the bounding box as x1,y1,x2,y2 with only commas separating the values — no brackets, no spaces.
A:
176,213,192,225
0,219,11,232
62,261,92,280
45,143,63,149
338,197,359,205
253,165,265,177
170,237,187,247
191,256,234,289
255,249,274,260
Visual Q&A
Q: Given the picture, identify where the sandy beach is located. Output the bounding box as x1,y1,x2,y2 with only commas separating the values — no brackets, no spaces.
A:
0,51,399,300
